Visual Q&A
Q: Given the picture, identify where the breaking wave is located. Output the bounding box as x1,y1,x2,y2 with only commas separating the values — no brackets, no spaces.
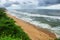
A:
7,9,60,38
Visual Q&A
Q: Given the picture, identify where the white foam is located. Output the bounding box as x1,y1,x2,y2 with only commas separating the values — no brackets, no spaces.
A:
51,30,60,38
25,13,60,19
10,10,60,19
50,26,60,38
8,10,60,38
29,21,51,29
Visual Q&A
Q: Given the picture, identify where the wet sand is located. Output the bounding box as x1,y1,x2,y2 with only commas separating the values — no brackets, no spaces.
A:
7,12,56,40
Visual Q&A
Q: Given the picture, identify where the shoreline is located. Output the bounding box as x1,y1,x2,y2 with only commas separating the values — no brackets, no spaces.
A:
6,12,56,40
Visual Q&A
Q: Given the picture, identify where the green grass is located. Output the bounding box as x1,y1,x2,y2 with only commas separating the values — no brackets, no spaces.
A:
0,36,22,40
0,8,30,40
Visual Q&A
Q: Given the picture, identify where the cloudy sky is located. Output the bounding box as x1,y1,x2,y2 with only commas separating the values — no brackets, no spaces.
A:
0,0,60,9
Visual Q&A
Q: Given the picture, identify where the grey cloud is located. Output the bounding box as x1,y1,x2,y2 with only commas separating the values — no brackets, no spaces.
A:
38,0,60,6
3,1,20,7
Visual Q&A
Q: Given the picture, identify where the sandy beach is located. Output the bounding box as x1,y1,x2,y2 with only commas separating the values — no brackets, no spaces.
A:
7,12,56,40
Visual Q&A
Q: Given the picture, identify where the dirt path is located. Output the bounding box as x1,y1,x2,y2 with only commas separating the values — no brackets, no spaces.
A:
7,13,56,40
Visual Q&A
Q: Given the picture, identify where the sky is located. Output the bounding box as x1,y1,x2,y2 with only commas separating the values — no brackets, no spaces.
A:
0,0,60,9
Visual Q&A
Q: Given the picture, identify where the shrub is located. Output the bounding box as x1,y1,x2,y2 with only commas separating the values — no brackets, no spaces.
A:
55,38,60,40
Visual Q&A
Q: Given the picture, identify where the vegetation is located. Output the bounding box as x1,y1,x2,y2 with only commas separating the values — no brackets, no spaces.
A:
55,38,60,40
0,8,30,40
0,36,21,40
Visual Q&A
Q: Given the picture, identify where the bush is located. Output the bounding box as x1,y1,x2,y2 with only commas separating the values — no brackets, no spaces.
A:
55,38,60,40
0,8,30,40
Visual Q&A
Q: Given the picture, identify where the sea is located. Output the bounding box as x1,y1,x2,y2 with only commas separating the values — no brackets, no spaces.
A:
7,9,60,38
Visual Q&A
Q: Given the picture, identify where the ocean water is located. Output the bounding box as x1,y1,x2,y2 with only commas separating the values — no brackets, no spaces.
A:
7,9,60,38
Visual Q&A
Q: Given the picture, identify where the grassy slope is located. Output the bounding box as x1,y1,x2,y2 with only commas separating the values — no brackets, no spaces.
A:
0,8,30,40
